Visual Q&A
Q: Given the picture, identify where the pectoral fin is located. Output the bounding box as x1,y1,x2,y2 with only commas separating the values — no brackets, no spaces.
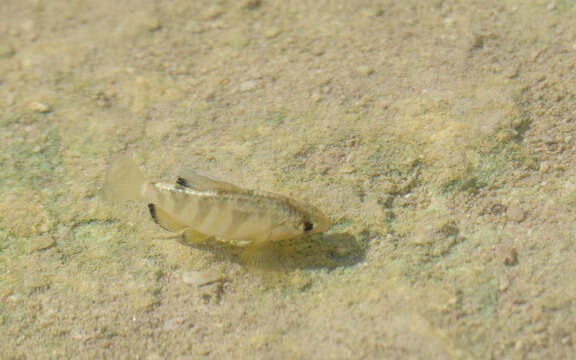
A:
148,204,213,246
148,204,188,232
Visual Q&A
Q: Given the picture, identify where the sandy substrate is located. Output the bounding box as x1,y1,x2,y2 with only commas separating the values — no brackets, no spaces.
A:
1,0,575,359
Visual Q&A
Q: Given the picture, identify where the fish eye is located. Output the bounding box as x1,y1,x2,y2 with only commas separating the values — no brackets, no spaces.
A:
303,221,314,232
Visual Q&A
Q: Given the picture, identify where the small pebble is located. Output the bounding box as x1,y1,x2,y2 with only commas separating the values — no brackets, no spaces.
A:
262,27,282,39
357,65,375,76
130,12,162,33
506,204,525,223
202,5,225,20
338,165,355,174
239,80,256,92
182,270,220,286
27,234,56,253
243,0,262,10
184,21,207,34
364,6,384,17
0,44,15,58
29,102,51,113
163,317,186,330
503,248,518,266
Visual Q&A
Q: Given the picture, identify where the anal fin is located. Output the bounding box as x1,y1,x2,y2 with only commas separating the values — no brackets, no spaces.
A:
180,229,213,246
148,204,213,247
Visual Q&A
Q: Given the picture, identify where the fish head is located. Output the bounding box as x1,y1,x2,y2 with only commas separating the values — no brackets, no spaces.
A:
300,205,331,236
286,198,332,237
269,206,331,242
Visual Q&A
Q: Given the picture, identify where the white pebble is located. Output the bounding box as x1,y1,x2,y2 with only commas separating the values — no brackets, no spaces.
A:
182,270,220,286
29,102,51,113
163,317,186,330
240,80,256,92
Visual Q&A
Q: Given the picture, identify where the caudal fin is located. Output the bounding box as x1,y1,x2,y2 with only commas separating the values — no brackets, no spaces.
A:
103,155,147,201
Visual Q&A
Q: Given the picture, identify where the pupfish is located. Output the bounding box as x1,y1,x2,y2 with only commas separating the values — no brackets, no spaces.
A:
104,156,331,265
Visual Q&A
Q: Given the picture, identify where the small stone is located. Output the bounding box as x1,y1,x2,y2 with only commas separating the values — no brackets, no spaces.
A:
221,30,250,48
131,12,162,33
364,6,384,17
145,353,164,360
502,248,518,266
311,47,325,56
29,102,51,113
506,204,525,223
163,317,186,330
184,21,207,34
27,235,56,253
182,270,220,286
243,0,262,10
338,165,355,174
120,11,161,38
504,65,520,79
262,27,282,39
0,44,15,58
239,80,256,92
310,93,323,103
202,5,225,20
357,65,375,76
539,161,552,172
0,286,14,300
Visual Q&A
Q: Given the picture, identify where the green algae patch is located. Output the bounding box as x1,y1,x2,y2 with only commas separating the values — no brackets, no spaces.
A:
385,79,538,195
0,191,57,238
71,222,131,263
435,143,538,193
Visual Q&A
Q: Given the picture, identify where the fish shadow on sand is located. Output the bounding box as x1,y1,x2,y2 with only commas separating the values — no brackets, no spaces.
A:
179,232,365,271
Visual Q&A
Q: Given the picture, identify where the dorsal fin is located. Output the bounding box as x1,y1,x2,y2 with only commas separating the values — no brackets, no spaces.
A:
176,177,190,188
175,171,245,193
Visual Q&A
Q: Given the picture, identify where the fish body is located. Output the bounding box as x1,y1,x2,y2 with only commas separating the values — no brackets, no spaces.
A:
104,156,331,247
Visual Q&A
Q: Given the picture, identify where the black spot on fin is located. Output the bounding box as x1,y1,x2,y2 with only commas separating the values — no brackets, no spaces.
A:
176,177,190,188
148,203,188,232
148,203,158,223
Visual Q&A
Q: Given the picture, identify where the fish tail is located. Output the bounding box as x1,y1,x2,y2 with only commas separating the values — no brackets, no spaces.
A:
104,155,147,201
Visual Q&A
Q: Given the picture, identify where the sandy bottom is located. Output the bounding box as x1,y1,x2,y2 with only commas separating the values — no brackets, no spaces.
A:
1,0,575,359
